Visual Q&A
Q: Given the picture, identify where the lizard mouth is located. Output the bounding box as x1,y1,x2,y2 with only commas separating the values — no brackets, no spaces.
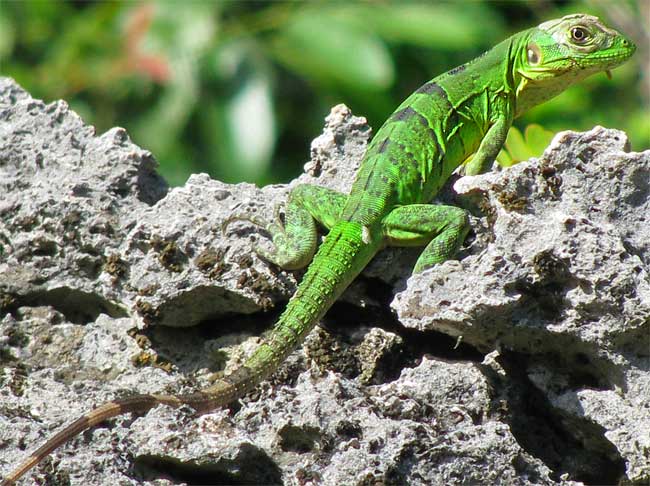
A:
577,50,635,69
522,48,635,79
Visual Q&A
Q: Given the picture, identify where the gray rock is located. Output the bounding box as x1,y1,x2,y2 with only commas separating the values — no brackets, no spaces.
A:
393,127,650,483
1,76,647,486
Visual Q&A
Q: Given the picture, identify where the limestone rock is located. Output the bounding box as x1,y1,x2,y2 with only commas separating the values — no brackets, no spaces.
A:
1,77,648,485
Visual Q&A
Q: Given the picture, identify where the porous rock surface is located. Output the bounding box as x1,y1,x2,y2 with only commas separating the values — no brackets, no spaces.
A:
0,77,648,485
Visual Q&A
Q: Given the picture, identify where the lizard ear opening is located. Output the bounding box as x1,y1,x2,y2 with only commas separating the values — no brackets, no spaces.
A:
527,42,541,65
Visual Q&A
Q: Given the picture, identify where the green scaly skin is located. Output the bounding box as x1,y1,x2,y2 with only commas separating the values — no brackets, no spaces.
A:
2,14,635,485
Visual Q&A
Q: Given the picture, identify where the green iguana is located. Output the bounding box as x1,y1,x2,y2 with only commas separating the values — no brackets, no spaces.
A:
1,13,635,485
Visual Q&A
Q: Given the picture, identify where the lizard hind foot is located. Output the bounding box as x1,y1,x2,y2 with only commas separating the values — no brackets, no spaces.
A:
252,236,314,271
221,212,273,236
222,213,312,270
222,202,286,236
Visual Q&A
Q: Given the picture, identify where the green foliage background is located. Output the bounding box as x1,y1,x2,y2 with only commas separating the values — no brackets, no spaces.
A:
1,0,648,186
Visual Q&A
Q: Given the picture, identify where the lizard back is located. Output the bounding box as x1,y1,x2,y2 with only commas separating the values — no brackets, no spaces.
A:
342,34,521,227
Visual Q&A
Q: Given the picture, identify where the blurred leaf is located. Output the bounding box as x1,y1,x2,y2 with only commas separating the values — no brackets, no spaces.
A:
196,41,276,183
271,8,394,91
497,124,555,167
628,110,650,150
223,70,275,181
0,8,15,61
524,124,555,156
495,150,513,168
505,126,532,162
131,2,217,165
337,3,505,49
1,0,644,187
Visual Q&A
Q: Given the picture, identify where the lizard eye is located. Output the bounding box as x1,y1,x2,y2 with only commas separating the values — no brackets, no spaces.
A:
570,26,590,44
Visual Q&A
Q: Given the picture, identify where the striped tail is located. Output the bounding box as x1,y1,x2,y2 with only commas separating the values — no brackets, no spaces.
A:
1,395,179,486
2,221,380,485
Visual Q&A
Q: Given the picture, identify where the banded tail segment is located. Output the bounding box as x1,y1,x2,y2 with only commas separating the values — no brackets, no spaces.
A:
241,220,381,378
1,395,178,486
1,221,378,486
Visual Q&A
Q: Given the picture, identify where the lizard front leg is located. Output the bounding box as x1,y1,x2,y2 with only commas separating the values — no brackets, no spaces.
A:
382,203,470,273
225,184,347,270
462,114,511,176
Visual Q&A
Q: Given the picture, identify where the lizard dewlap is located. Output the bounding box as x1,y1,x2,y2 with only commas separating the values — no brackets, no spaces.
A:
1,13,635,485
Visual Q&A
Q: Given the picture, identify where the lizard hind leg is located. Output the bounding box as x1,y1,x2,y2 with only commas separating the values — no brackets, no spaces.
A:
382,203,470,273
224,184,347,271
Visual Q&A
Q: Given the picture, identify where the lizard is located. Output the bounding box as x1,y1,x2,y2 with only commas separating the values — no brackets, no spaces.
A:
1,13,635,485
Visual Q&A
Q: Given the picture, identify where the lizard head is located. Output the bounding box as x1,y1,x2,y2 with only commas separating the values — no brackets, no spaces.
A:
514,13,636,115
529,14,635,74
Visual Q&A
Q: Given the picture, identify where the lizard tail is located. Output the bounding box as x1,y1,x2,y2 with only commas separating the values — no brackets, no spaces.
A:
1,395,169,486
0,386,248,486
2,221,380,485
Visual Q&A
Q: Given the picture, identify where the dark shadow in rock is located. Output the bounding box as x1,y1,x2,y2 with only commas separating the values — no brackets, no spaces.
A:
152,286,263,328
133,443,283,485
323,280,484,384
135,309,279,376
485,351,625,485
16,287,127,324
